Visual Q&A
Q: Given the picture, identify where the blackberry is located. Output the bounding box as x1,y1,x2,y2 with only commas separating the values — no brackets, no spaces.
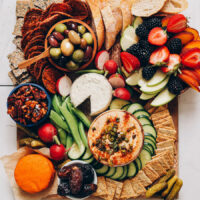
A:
57,183,70,196
136,24,149,38
167,38,182,54
139,40,156,52
142,66,157,80
126,43,140,56
143,17,162,30
137,48,151,66
168,76,184,95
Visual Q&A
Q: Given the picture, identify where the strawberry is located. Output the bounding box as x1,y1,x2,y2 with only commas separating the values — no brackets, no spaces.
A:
167,14,187,33
181,48,200,68
120,52,140,73
148,27,167,46
161,54,181,73
149,46,170,65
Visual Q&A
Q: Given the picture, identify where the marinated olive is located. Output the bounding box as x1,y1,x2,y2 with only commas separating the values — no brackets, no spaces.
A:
61,39,74,56
64,29,70,37
72,49,84,63
55,23,67,33
50,48,62,60
48,35,59,47
84,46,93,62
67,22,78,32
83,32,93,45
57,182,70,196
58,165,71,180
78,25,86,35
68,30,81,45
53,31,64,41
66,61,79,71
80,38,87,49
57,55,69,67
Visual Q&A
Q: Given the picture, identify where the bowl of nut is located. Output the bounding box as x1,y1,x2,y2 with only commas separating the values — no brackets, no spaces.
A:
7,83,51,128
45,19,97,72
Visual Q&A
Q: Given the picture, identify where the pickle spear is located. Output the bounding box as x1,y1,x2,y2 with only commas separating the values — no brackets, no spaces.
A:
146,182,167,198
159,169,176,183
162,175,178,197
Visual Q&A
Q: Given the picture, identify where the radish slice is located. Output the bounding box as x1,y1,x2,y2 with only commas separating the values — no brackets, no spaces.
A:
95,50,109,70
56,75,72,97
108,74,125,88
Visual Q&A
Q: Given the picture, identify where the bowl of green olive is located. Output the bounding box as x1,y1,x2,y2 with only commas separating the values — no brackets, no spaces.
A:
45,19,97,72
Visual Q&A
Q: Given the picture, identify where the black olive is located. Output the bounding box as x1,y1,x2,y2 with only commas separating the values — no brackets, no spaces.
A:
57,55,69,67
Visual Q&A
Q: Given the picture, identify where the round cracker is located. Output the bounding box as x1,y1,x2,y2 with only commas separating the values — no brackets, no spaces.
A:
131,0,167,17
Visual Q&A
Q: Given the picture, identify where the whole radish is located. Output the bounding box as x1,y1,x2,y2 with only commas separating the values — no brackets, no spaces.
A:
50,144,66,161
38,123,59,144
108,74,125,88
113,88,131,101
104,60,118,76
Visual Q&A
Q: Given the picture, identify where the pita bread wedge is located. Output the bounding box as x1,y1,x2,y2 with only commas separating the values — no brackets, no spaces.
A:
120,179,137,199
161,0,188,14
151,110,170,121
135,170,152,187
156,135,175,143
87,0,105,50
131,0,167,17
92,176,108,198
158,128,177,138
105,180,117,200
155,146,174,156
147,159,167,177
154,105,168,113
99,1,123,50
153,116,172,126
150,156,170,171
130,177,146,198
157,139,175,149
143,165,160,182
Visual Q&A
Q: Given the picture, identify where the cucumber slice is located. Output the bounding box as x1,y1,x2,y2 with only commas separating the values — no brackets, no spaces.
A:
82,148,92,160
151,88,176,107
96,165,109,175
140,93,157,100
135,157,142,170
143,125,157,139
120,26,139,51
133,110,150,118
147,70,168,87
138,117,152,126
127,103,144,114
84,156,94,164
105,167,116,178
144,134,156,143
127,162,137,178
132,16,143,28
110,167,124,180
110,99,130,110
126,70,141,86
144,138,156,150
93,162,104,169
140,76,170,95
68,141,86,160
139,149,152,168
143,143,154,156
118,166,128,180
121,104,131,111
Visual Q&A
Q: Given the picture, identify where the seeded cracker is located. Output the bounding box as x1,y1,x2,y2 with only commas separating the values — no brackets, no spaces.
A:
143,165,160,182
32,0,48,10
8,50,24,69
105,181,117,200
16,0,31,17
120,179,137,199
134,170,152,187
92,177,108,198
13,37,22,50
13,18,24,36
12,68,28,79
8,71,18,85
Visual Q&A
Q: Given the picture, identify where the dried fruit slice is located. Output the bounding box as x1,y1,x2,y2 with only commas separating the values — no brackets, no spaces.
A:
181,69,200,84
181,41,200,55
185,27,200,40
173,32,194,45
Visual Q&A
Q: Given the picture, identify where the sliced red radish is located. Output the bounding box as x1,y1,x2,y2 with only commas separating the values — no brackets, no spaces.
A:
56,75,72,97
113,88,131,101
108,74,125,88
95,50,110,70
104,60,118,75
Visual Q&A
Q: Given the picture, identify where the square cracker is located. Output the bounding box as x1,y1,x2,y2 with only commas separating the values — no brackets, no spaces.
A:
147,159,167,177
8,71,18,85
142,164,160,183
92,176,108,198
151,110,170,120
105,180,117,200
153,116,172,126
158,128,177,137
106,178,123,200
16,0,30,17
32,0,48,10
120,179,137,199
150,156,170,171
13,37,22,50
157,139,175,150
153,105,168,113
135,170,152,187
147,107,157,114
130,177,146,198
156,135,175,142
8,50,25,69
155,146,174,156
13,18,24,36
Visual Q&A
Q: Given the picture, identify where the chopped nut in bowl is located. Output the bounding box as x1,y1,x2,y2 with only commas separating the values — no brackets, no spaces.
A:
7,83,51,127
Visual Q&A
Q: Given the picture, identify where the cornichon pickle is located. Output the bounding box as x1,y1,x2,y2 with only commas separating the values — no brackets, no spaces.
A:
159,169,176,183
162,175,178,197
146,182,167,198
17,124,38,139
165,178,183,200
31,140,46,148
19,138,33,146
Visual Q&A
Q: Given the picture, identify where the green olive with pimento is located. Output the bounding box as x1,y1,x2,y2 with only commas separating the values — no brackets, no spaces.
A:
48,22,94,70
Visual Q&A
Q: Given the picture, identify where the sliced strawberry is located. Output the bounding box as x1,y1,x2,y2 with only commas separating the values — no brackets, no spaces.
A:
167,14,187,33
120,52,140,73
162,16,171,27
148,27,167,46
149,46,170,65
181,48,200,68
161,54,181,73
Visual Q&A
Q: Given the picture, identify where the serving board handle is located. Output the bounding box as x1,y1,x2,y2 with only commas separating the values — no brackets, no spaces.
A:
18,48,50,69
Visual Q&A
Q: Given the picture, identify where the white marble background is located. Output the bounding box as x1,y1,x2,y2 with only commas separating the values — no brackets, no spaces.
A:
0,0,200,199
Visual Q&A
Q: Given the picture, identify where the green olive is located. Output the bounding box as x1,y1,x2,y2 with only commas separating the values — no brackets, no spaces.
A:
50,48,62,60
66,61,79,71
61,39,74,56
72,49,84,63
68,30,81,45
82,32,93,45
78,25,86,35
55,23,67,33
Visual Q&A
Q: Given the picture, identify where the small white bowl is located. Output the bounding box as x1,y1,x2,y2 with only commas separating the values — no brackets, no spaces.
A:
58,160,98,200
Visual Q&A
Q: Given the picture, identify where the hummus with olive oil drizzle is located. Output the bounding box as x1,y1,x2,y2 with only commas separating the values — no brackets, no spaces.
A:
88,110,144,167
